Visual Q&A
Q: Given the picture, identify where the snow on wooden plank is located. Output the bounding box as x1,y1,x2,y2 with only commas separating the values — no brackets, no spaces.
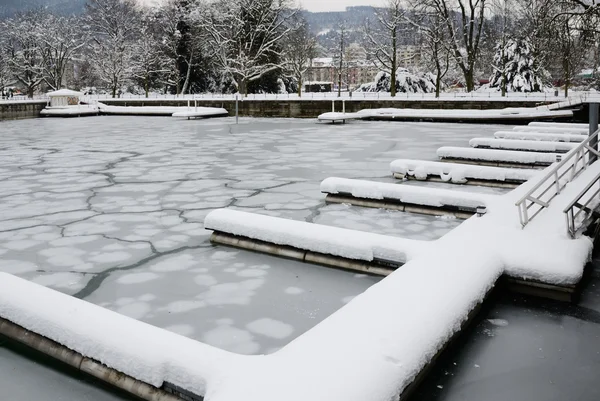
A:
469,138,578,153
204,208,427,264
494,131,586,143
98,104,227,117
437,147,560,166
528,122,589,130
390,159,539,184
317,112,364,122
320,177,494,210
172,107,228,118
356,107,573,121
40,106,99,117
512,126,588,134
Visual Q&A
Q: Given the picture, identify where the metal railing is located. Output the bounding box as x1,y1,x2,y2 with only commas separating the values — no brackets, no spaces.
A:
516,129,600,227
563,170,600,238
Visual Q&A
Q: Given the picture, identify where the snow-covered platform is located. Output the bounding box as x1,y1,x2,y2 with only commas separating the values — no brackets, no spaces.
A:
528,122,589,130
390,159,539,188
320,177,494,218
469,137,578,153
317,112,363,123
318,107,574,124
494,130,587,142
512,125,588,135
437,147,560,168
40,105,99,117
98,104,228,118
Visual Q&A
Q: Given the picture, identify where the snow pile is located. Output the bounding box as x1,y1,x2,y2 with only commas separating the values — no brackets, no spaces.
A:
494,131,586,143
0,272,237,396
355,68,436,94
347,107,573,121
469,138,577,153
437,147,560,165
390,159,539,183
204,209,428,264
488,38,545,92
321,177,494,209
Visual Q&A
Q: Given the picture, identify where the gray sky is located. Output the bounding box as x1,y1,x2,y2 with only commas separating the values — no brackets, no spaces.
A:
298,0,384,12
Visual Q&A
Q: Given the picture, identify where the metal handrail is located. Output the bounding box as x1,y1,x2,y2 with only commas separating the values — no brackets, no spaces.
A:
516,128,600,227
563,170,600,238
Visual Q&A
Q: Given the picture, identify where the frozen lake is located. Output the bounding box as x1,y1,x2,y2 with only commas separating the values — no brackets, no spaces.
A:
0,117,505,369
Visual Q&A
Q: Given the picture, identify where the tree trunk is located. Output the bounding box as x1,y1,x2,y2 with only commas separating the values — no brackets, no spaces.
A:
564,58,570,98
465,69,474,92
27,86,34,99
112,85,116,98
145,74,149,98
501,44,506,97
390,28,397,97
435,71,441,98
181,53,193,95
298,75,302,98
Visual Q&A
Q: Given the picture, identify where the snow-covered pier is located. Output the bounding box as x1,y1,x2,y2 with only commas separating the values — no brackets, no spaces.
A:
469,137,578,153
320,177,493,218
437,147,560,168
493,130,587,142
98,103,228,118
390,159,539,188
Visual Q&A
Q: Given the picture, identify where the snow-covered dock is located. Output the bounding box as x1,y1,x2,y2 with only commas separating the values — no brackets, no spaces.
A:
205,209,427,273
390,159,539,188
320,177,494,218
437,147,560,168
469,137,578,153
528,122,589,130
512,125,588,135
316,112,363,123
40,105,99,117
1,154,597,401
98,103,228,118
317,107,574,124
494,130,587,142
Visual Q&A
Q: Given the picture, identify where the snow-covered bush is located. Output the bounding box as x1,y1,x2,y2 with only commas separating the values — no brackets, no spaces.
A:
488,38,545,92
356,68,436,93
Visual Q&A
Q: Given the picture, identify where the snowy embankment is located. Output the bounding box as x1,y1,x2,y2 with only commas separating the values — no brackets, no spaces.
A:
1,161,595,401
320,177,494,210
390,159,539,184
40,105,99,116
512,126,588,135
204,209,426,265
97,103,227,117
437,147,560,166
494,130,587,142
469,138,577,153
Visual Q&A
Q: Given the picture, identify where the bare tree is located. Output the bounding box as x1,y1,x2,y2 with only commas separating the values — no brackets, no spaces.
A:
131,15,169,98
203,0,295,97
282,16,317,97
2,11,45,98
86,0,139,98
40,15,86,90
423,0,488,92
364,0,405,96
335,19,347,97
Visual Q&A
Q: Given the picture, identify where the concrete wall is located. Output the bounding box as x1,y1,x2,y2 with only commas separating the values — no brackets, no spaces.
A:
101,98,551,119
0,101,47,121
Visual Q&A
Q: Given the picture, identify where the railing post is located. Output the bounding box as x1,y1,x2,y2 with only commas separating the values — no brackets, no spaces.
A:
590,103,599,164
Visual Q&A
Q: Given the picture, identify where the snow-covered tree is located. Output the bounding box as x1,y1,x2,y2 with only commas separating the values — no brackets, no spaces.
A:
0,24,15,96
364,0,406,97
131,14,169,97
39,15,86,90
203,0,296,96
282,16,317,97
86,0,139,98
489,38,544,92
420,0,488,92
358,67,436,93
3,11,46,98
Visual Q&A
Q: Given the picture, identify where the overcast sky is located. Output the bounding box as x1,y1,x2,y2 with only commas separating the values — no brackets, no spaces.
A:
298,0,385,12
